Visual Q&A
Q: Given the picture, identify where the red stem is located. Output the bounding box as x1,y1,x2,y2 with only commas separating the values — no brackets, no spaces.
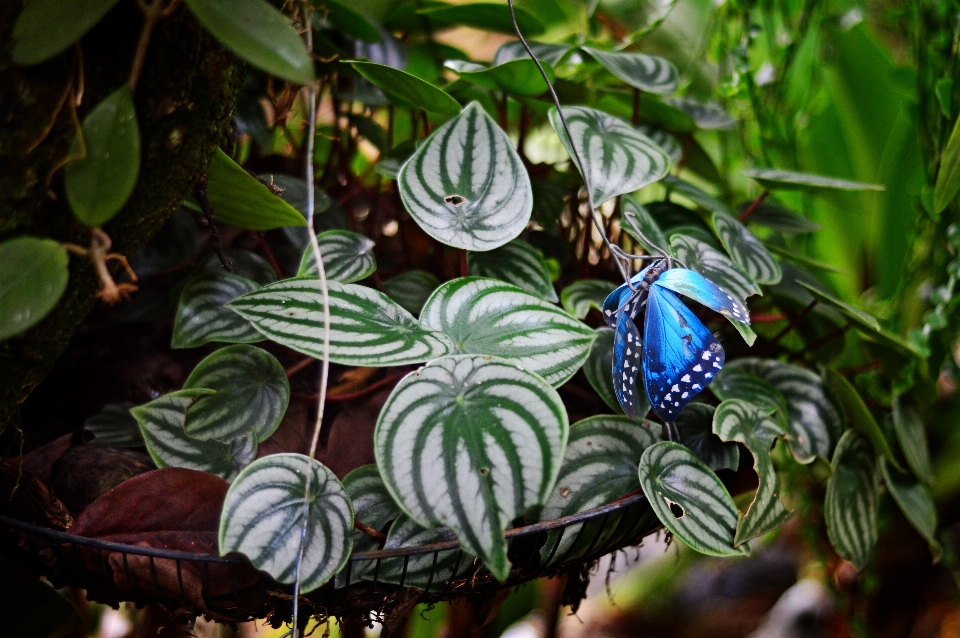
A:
252,231,284,279
293,371,408,403
738,190,770,222
285,356,315,378
354,519,386,541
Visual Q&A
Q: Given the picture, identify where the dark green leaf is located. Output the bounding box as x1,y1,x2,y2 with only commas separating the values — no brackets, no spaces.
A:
744,203,821,234
348,114,389,152
319,0,381,43
0,237,69,341
172,272,263,349
561,279,616,320
880,458,941,561
203,150,307,230
354,23,407,68
11,0,121,65
84,403,143,448
742,168,884,192
892,396,933,484
196,249,277,285
936,115,960,212
826,369,904,472
825,430,879,570
270,174,334,217
621,195,669,253
581,47,679,95
445,58,554,97
0,556,82,638
765,244,849,274
675,404,739,472
416,3,545,36
383,270,440,316
468,238,557,301
348,61,461,115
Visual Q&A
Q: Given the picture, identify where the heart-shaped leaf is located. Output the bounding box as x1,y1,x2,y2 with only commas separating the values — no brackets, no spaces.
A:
445,58,554,96
349,61,461,115
131,389,255,481
11,0,121,65
639,441,745,556
172,272,263,349
712,213,782,285
360,515,459,590
84,403,143,448
298,230,377,283
561,279,617,320
636,125,682,163
398,102,532,251
663,98,735,130
374,355,567,581
494,41,571,66
468,238,557,302
879,458,941,561
621,195,669,253
670,235,761,299
219,454,353,592
826,369,904,472
549,106,670,205
0,237,69,341
383,270,440,316
229,277,454,366
581,47,679,95
892,396,933,484
416,3,545,35
825,430,879,570
713,400,791,545
419,278,596,386
712,369,788,416
675,404,739,472
342,465,399,554
65,86,140,226
742,168,884,192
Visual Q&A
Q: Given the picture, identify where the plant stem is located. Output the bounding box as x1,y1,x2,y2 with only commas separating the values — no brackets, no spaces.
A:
738,190,769,222
192,174,233,272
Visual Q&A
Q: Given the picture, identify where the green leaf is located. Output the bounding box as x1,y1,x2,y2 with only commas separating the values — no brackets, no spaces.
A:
0,237,69,341
663,98,735,130
11,0,121,65
880,458,941,561
182,345,289,444
636,125,682,163
229,277,454,365
416,3,545,36
445,59,554,97
712,369,788,417
712,213,781,285
935,116,960,212
745,203,821,234
675,404,739,472
84,403,143,448
374,355,567,581
713,400,792,545
383,270,440,316
398,102,531,251
670,234,761,300
342,465,400,555
348,61,461,115
561,279,616,320
132,389,255,481
794,282,879,333
662,175,733,215
354,23,407,69
219,454,353,592
742,168,885,192
196,249,277,285
270,174,334,217
581,47,679,95
494,41,571,66
825,430,880,570
468,238,557,302
621,195,669,253
363,515,459,590
764,244,849,274
638,441,745,557
548,106,670,205
203,149,307,230
65,86,140,226
419,277,596,386
184,0,315,84
298,230,377,283
318,0,381,43
583,326,650,416
892,396,933,484
172,272,263,349
825,369,904,472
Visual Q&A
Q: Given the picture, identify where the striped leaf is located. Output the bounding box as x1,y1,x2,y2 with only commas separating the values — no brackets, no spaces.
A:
218,454,353,592
539,416,661,564
361,515,460,591
335,465,400,587
228,277,454,366
298,230,377,283
494,41,571,66
825,431,879,570
621,195,669,253
581,47,679,95
638,441,745,556
419,278,596,386
182,345,289,444
712,369,788,424
664,98,735,130
826,369,904,472
892,396,933,484
663,175,733,215
561,279,617,320
636,125,682,163
723,359,843,464
670,234,761,300
131,389,255,481
880,458,942,561
398,102,532,251
84,403,143,448
172,272,263,349
468,238,558,302
374,355,568,581
742,168,884,192
712,213,782,285
675,404,739,472
713,400,792,545
197,249,276,285
383,270,440,316
445,58,554,97
548,106,670,205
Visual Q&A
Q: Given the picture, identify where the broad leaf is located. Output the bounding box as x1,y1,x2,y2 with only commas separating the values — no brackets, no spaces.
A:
880,458,941,561
65,86,140,226
581,47,679,95
445,59,554,97
935,115,960,212
713,400,791,545
468,238,557,302
419,278,596,386
712,369,788,416
712,213,782,285
745,203,821,234
549,106,670,205
11,0,120,65
219,454,353,592
583,327,633,413
637,125,682,162
298,230,377,283
826,369,904,472
320,0,381,43
172,272,263,349
342,465,399,555
639,441,745,556
663,175,733,215
561,279,616,320
229,277,454,366
84,403,143,448
203,149,307,230
621,195,669,253
398,102,532,251
196,249,277,285
892,396,933,484
363,515,459,590
664,98,735,130
742,168,884,192
825,430,879,570
494,41,571,66
383,270,440,316
184,0,315,84
670,235,761,300
416,3,545,36
0,237,69,341
349,61,461,115
675,404,739,472
374,355,567,581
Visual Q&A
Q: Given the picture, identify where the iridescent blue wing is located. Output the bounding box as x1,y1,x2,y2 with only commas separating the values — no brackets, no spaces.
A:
654,268,750,326
613,310,643,418
643,285,725,422
601,263,655,329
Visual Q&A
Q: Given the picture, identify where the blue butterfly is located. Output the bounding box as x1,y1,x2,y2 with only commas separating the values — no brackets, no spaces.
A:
603,262,750,429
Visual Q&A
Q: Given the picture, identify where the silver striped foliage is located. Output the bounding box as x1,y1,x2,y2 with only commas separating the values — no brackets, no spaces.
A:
445,58,555,97
131,389,255,481
561,279,616,320
468,238,558,302
723,358,843,464
713,212,782,285
182,345,289,444
712,368,789,428
336,464,401,587
742,168,885,192
218,454,353,593
664,98,735,130
84,403,143,448
621,195,669,254
297,230,377,283
581,46,679,95
638,441,745,556
636,125,682,163
197,249,277,285
879,458,942,560
548,106,670,206
383,270,440,316
494,41,571,67
398,102,532,251
825,431,879,570
419,278,596,387
713,400,792,546
583,327,621,413
360,515,460,591
892,396,933,484
675,404,739,472
374,355,568,581
670,234,761,301
228,277,454,366
172,272,263,349
539,416,661,565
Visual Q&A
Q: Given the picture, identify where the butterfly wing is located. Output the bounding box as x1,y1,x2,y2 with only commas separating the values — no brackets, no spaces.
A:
654,268,750,326
613,310,643,418
601,263,656,329
643,285,725,422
